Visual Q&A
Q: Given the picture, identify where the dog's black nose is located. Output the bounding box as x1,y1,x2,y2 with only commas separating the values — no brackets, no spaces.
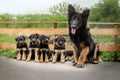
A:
59,41,63,45
45,40,48,44
18,41,24,44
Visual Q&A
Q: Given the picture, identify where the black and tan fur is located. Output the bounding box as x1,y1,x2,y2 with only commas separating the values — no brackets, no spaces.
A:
26,34,40,62
15,36,29,61
52,36,66,63
68,4,99,68
38,35,51,63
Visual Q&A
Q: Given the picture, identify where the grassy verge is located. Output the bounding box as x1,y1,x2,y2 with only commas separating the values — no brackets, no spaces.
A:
0,50,16,58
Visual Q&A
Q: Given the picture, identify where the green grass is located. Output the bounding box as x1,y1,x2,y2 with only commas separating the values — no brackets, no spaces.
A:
101,52,120,61
92,35,114,44
0,34,17,44
0,50,16,58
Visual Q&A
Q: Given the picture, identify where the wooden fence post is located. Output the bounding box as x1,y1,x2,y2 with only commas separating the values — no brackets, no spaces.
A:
54,22,58,29
114,24,118,61
54,22,58,38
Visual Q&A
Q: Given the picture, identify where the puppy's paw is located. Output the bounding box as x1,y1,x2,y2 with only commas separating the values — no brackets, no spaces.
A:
52,60,56,63
22,57,26,61
35,59,39,63
39,60,43,63
45,59,49,63
73,63,77,66
61,60,65,63
26,59,30,62
76,63,84,68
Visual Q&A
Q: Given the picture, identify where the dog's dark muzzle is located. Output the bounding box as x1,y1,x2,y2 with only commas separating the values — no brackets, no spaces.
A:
58,41,64,46
44,40,49,44
30,38,39,45
17,41,25,47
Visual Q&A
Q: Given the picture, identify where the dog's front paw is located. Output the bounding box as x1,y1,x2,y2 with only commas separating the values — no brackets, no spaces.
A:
73,63,77,66
39,59,43,63
45,59,49,63
26,60,30,62
35,59,39,63
52,60,56,63
76,63,84,68
61,60,65,63
72,60,75,63
22,57,26,61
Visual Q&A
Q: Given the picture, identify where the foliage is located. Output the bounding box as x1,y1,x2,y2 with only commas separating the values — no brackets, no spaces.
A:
0,14,67,28
49,2,82,15
90,0,120,22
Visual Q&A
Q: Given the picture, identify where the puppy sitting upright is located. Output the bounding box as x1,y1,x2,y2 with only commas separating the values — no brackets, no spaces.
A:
38,35,50,63
52,36,66,63
26,34,40,62
15,36,29,61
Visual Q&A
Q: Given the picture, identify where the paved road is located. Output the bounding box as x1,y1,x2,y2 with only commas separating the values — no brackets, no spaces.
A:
0,56,120,80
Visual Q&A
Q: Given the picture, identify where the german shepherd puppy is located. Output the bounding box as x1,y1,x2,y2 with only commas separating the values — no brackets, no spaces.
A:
38,35,51,63
52,36,66,63
26,34,40,62
15,36,29,61
68,4,99,68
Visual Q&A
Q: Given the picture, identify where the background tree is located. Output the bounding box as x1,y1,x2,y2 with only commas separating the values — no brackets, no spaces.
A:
90,0,120,22
49,2,82,15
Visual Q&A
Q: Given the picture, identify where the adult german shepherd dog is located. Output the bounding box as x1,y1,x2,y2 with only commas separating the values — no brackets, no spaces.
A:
68,4,99,68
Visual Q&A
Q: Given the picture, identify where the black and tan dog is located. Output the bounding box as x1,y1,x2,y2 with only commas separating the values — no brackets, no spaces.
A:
26,34,40,62
15,36,29,61
68,4,99,68
38,35,51,63
52,36,66,63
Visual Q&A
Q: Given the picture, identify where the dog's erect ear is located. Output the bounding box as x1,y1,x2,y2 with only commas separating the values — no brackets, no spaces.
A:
68,4,76,16
82,8,90,21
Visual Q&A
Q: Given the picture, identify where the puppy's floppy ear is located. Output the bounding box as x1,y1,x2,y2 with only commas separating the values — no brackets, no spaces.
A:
68,4,76,16
36,33,40,38
54,38,57,42
63,38,66,42
47,37,50,40
15,37,18,41
29,35,32,39
22,36,26,40
82,8,90,21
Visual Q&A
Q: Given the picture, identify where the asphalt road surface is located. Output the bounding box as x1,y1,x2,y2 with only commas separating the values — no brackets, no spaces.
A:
0,56,120,80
